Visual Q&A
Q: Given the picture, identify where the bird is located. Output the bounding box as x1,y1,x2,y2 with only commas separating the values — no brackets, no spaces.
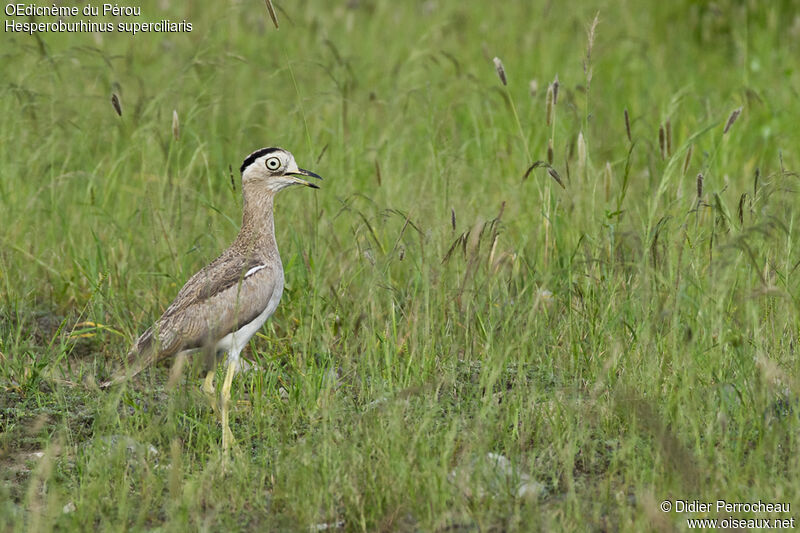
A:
101,147,322,453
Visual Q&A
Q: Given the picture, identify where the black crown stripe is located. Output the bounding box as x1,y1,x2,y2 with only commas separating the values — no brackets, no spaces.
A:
240,147,280,173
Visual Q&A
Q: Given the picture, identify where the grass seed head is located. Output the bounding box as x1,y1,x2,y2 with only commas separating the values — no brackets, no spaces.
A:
723,106,742,135
624,108,631,142
111,93,122,116
529,79,538,97
172,109,179,140
264,0,279,28
493,57,507,86
547,167,564,188
586,13,599,63
547,138,554,164
584,12,599,83
683,144,693,176
666,119,672,156
374,159,382,186
738,193,746,225
545,85,554,126
696,172,704,199
754,167,760,196
658,124,666,160
552,74,560,105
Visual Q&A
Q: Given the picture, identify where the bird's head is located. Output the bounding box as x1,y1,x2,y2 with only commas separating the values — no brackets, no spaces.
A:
240,147,322,192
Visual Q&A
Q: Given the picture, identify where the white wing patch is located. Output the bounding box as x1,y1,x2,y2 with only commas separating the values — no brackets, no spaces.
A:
244,265,267,278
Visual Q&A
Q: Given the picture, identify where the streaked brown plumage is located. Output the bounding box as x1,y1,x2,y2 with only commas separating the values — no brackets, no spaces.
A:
102,147,322,453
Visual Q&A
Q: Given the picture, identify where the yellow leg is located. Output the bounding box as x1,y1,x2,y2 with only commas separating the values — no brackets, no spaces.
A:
220,362,237,454
202,370,218,414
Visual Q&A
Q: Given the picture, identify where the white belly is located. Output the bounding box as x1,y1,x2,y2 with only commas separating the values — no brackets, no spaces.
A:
215,277,284,366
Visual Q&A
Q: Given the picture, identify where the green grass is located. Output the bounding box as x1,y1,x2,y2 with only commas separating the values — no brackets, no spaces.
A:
2,0,800,530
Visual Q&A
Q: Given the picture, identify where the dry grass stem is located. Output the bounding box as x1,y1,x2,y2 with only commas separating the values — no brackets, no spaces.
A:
658,124,666,160
169,439,183,498
488,233,499,267
167,353,187,389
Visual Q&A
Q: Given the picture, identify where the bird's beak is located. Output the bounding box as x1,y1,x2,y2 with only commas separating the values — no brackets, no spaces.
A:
287,168,323,189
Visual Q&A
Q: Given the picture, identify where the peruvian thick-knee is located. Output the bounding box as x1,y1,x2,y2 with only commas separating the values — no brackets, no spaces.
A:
103,147,322,453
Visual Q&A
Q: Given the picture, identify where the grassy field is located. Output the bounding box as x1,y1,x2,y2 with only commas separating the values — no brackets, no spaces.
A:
2,0,800,530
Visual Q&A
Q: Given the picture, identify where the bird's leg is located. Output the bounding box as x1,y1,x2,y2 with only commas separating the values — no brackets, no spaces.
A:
220,360,237,453
201,345,221,414
202,369,218,414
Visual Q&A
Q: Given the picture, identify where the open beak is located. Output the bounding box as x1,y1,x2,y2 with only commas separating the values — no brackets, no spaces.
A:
288,168,323,189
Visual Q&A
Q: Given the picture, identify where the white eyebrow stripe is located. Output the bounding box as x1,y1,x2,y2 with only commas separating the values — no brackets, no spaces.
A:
244,265,267,278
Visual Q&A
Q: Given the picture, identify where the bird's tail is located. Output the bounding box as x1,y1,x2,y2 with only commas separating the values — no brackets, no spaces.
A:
100,327,160,389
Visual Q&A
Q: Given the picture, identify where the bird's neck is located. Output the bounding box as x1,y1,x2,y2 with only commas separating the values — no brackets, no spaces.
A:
237,188,279,259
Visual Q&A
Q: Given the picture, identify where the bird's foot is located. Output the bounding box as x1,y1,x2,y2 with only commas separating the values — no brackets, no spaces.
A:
219,426,241,472
222,425,236,452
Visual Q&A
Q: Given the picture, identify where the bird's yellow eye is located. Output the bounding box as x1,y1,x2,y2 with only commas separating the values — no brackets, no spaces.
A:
265,157,281,171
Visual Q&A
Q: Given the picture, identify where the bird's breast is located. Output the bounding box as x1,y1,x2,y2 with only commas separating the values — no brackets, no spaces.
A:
215,273,284,360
